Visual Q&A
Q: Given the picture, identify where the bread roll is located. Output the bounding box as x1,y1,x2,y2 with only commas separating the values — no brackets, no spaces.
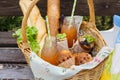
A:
74,52,92,65
57,50,73,64
47,0,60,36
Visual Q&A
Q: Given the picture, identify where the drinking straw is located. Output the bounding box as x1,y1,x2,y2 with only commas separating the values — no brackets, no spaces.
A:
46,16,52,47
69,0,77,26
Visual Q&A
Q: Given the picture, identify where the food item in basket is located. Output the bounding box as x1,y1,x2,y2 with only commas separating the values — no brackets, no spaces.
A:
19,0,47,55
19,0,46,42
13,26,40,54
57,50,75,68
58,56,75,68
57,33,66,41
61,17,77,48
41,36,58,65
78,34,96,53
56,33,69,52
57,50,73,64
47,0,60,36
74,52,93,65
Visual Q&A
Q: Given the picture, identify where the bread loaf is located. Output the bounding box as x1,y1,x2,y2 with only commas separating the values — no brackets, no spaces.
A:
19,0,46,43
19,0,47,55
47,0,60,36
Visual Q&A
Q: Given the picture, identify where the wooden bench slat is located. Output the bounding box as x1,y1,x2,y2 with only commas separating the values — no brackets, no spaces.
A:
0,64,34,80
0,38,17,46
0,32,14,38
0,32,17,45
0,48,26,63
0,0,120,16
0,0,21,16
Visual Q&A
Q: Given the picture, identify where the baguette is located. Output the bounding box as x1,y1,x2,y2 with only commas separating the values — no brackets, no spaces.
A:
19,0,47,54
47,0,60,36
19,0,46,42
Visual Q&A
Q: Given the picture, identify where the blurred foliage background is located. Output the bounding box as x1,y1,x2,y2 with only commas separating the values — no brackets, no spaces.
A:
83,16,113,30
0,16,22,31
0,16,113,31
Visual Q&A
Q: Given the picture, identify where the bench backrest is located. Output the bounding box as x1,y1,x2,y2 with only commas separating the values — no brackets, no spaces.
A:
0,0,120,16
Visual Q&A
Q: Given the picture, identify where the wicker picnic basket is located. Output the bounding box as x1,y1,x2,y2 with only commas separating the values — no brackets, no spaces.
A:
18,0,107,80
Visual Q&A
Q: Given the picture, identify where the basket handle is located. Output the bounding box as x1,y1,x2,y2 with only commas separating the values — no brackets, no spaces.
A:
87,0,95,25
21,0,39,43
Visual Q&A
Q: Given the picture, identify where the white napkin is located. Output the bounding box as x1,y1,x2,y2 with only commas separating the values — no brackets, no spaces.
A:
29,47,112,80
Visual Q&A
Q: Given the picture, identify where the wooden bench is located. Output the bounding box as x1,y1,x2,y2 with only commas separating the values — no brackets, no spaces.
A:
0,0,120,79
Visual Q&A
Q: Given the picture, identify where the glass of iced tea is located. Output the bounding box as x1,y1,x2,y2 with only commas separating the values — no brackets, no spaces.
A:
41,36,58,65
61,17,77,48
